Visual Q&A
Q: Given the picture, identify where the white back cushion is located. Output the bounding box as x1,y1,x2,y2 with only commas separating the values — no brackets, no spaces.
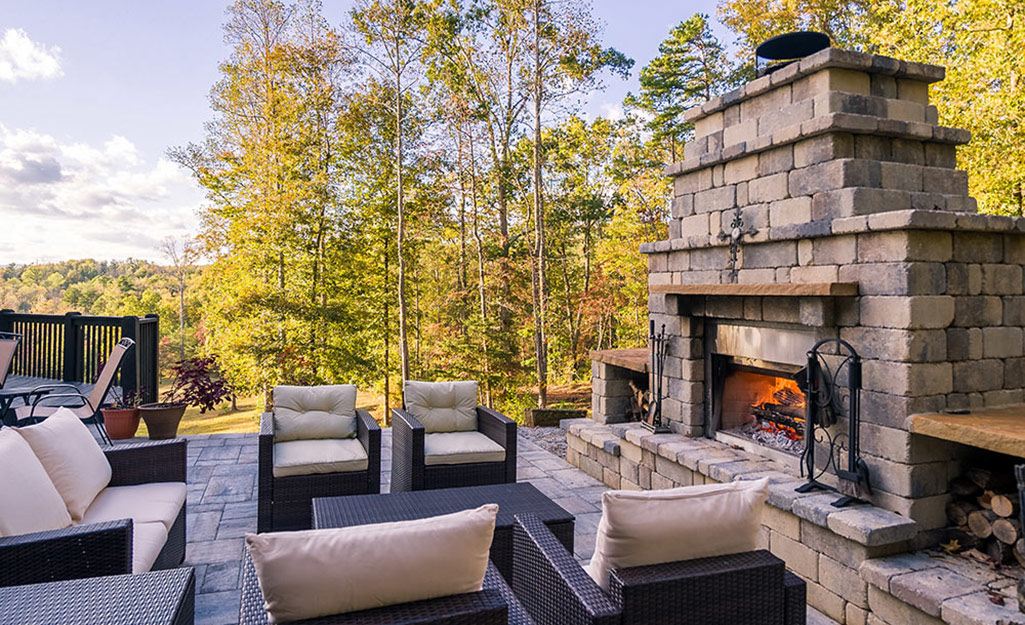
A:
403,380,478,433
16,407,112,522
0,428,73,537
246,504,498,623
272,385,358,442
585,478,769,590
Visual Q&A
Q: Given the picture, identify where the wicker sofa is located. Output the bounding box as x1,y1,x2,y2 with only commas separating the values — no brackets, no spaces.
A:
511,514,806,625
391,381,516,492
0,439,188,588
240,551,536,625
258,385,382,532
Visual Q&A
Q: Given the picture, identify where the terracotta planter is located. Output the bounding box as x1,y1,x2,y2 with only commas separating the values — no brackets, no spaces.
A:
102,407,141,440
139,403,187,440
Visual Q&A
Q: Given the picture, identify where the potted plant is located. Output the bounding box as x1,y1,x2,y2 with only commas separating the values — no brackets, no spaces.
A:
102,390,143,440
141,357,232,439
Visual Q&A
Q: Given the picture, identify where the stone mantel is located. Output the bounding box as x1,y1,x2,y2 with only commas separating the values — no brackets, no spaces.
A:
650,282,859,297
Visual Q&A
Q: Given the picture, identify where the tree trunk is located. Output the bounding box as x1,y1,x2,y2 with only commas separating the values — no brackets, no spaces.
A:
394,9,411,387
530,0,548,409
469,129,492,407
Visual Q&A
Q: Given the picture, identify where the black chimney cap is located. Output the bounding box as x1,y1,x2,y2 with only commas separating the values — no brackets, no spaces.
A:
756,31,831,62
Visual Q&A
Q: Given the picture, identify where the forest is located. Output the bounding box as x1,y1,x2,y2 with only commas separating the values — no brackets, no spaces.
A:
3,0,1022,418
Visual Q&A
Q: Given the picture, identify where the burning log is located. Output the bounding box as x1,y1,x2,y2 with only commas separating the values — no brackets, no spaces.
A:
750,405,805,432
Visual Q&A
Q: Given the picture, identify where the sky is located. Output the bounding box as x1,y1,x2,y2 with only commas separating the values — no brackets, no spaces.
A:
0,0,725,264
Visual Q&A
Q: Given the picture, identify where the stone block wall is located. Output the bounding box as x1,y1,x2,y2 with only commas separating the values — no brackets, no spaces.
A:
637,47,1025,530
590,359,646,424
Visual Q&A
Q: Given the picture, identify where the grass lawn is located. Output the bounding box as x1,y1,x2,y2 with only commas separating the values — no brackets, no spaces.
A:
135,382,591,437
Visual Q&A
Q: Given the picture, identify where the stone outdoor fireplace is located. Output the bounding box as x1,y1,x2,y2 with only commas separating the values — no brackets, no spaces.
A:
572,45,1025,625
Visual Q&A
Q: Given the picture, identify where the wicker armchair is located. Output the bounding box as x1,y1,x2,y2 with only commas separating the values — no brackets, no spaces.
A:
0,439,188,588
512,514,806,625
240,551,536,625
391,381,516,493
258,396,381,532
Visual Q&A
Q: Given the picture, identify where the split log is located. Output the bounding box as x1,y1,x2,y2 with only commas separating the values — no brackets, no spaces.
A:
947,501,981,527
950,476,982,498
985,538,1015,564
978,490,995,510
1015,539,1025,568
993,518,1021,545
967,468,1016,492
991,494,1019,519
968,509,998,539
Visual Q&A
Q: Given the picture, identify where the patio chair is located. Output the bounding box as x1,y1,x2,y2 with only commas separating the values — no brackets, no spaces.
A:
0,437,188,588
258,384,381,532
0,332,19,389
511,513,806,625
13,337,135,445
391,380,516,492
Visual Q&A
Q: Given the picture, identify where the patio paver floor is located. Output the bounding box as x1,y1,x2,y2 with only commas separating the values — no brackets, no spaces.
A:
183,431,603,625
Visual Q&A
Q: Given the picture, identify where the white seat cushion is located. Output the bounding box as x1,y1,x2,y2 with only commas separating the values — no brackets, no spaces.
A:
133,521,169,573
0,428,73,537
80,482,187,533
273,439,368,478
585,478,770,590
273,385,358,442
404,381,479,433
246,504,498,623
15,407,112,522
424,431,505,466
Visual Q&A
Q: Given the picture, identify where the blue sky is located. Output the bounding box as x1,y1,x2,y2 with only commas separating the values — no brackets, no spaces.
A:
0,0,724,264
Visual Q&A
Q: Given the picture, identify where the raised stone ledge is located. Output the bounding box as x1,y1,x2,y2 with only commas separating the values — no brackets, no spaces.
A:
860,552,1025,625
638,209,1025,255
561,418,918,548
683,48,946,124
662,113,970,180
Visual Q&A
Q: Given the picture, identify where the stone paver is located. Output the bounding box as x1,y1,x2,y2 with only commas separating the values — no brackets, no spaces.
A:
182,430,607,624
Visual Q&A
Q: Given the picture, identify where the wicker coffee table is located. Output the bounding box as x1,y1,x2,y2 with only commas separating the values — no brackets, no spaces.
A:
0,567,195,625
313,482,575,580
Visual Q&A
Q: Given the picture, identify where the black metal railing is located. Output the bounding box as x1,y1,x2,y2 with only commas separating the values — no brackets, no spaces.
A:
0,310,159,403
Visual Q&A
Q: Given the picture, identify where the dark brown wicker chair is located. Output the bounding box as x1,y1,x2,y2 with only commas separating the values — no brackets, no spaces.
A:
0,439,188,588
391,405,516,492
240,550,536,624
258,409,381,532
512,514,806,625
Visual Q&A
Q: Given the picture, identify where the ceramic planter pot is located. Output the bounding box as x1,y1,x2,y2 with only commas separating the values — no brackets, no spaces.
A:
139,403,187,440
102,407,141,440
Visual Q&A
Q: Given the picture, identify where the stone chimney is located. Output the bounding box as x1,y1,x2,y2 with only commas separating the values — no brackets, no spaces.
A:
640,47,1025,529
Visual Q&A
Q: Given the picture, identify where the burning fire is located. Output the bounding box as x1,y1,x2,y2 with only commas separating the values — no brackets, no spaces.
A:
748,376,806,448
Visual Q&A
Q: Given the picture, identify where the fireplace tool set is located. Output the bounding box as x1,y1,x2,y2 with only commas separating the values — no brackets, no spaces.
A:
644,320,671,433
795,338,872,508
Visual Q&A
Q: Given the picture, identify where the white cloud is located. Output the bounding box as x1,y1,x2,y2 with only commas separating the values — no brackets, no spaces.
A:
0,125,201,261
0,28,63,83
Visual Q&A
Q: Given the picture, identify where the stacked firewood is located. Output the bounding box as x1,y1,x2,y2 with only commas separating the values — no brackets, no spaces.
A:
945,468,1025,566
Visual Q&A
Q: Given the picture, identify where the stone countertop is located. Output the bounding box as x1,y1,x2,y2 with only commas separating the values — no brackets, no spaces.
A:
561,418,919,549
589,348,650,373
911,405,1025,458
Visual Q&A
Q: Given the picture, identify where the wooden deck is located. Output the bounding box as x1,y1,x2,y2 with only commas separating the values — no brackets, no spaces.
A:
4,375,96,396
910,405,1025,458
